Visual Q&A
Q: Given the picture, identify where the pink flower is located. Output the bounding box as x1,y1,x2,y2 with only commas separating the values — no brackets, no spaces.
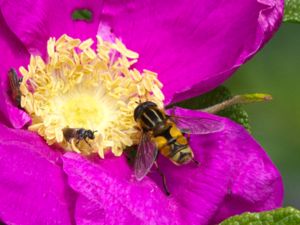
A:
0,0,284,224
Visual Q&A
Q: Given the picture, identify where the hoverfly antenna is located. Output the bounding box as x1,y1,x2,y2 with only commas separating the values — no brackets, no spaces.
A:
135,97,142,104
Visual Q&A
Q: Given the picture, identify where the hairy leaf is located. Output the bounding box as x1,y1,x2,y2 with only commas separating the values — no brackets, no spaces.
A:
220,207,300,225
284,0,300,23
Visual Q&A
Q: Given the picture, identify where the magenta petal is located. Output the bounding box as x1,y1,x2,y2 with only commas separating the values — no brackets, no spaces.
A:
62,152,181,225
162,107,283,224
0,0,103,56
0,12,31,128
0,124,76,224
101,0,283,104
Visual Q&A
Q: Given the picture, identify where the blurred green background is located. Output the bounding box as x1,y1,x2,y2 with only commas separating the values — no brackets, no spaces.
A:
225,23,300,208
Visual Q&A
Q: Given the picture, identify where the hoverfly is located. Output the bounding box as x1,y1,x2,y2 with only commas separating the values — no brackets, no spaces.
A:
133,101,224,195
62,127,97,147
8,68,23,107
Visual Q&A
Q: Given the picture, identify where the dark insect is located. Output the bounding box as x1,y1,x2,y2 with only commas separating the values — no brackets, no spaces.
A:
8,68,23,107
62,128,97,146
134,101,224,195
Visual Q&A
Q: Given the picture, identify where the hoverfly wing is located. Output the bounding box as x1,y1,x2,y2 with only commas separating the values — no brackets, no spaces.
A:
170,115,224,135
134,133,158,181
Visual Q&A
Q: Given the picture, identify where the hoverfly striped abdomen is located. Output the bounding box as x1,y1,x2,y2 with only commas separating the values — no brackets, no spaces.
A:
153,122,193,165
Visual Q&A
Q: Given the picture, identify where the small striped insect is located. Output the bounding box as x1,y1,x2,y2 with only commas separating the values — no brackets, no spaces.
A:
134,101,224,195
8,68,22,107
62,128,97,147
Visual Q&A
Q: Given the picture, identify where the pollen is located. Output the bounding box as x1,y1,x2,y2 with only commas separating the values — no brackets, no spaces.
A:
19,34,164,157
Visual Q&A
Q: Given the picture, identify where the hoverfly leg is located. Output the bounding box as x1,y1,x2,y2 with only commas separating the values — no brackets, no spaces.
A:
134,125,141,131
135,97,142,105
192,158,200,165
154,161,170,196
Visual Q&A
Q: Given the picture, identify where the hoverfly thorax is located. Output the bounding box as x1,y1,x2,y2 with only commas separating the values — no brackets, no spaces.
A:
134,101,167,133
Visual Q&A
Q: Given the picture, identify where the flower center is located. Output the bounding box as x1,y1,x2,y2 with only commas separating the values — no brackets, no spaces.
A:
62,94,104,128
18,34,164,157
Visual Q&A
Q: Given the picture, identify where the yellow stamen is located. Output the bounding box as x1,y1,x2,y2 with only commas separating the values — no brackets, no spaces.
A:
19,34,164,157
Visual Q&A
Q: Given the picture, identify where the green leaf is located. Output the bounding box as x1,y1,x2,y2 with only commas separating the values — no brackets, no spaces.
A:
284,0,300,23
176,86,251,131
220,207,300,225
72,9,92,22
